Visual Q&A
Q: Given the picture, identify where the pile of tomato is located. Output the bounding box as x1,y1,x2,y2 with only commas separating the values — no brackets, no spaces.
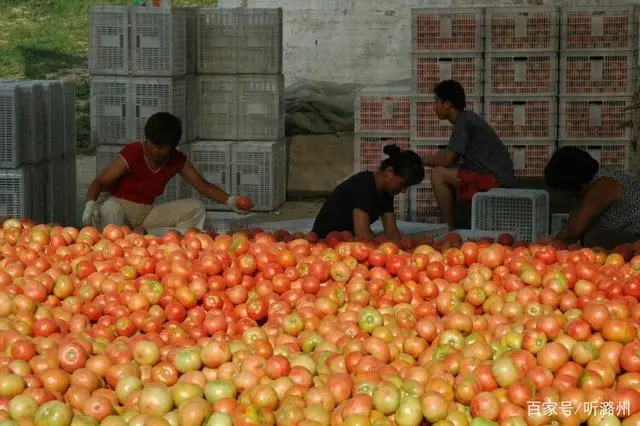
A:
1,217,640,426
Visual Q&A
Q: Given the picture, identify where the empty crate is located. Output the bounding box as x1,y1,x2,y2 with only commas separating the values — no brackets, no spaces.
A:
238,8,283,74
90,76,132,145
0,168,35,221
89,6,131,75
204,211,256,234
505,141,555,177
197,75,239,139
197,8,238,74
2,82,46,165
231,140,286,211
412,54,483,96
561,6,638,51
354,135,410,171
484,54,558,96
485,98,557,140
411,8,484,52
0,86,23,168
485,7,560,51
185,75,198,142
355,86,411,134
96,144,122,173
238,74,284,140
29,81,65,160
557,141,634,172
411,97,483,140
558,97,632,140
63,82,76,156
131,77,187,143
64,156,77,227
189,140,235,211
46,158,66,224
560,53,636,96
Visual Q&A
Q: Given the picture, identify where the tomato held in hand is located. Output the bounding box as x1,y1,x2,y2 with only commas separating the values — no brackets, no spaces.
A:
235,196,252,211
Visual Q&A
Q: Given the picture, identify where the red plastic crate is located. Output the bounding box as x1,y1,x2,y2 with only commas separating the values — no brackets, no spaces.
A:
485,54,558,96
561,6,638,51
505,141,555,177
560,53,636,96
559,97,632,140
412,54,483,96
557,141,634,172
411,8,484,53
485,98,557,140
408,181,443,224
354,135,410,172
355,87,411,134
411,98,483,140
486,7,559,51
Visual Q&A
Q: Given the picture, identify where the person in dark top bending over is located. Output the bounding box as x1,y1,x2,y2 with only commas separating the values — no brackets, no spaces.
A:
312,144,425,241
420,80,516,230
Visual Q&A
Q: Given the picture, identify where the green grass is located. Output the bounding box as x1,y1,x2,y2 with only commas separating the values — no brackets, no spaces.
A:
0,0,219,154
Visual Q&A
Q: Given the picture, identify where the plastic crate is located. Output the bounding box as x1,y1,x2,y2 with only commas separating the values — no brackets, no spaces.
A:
185,75,198,142
558,97,632,140
184,7,197,74
46,158,66,224
410,140,447,161
62,82,76,156
395,192,409,222
408,181,441,224
488,188,551,226
155,144,191,205
1,82,47,164
131,77,187,144
557,141,634,172
455,229,504,241
197,75,238,139
484,53,558,96
551,213,569,234
64,156,77,227
485,97,557,140
0,86,22,168
189,140,235,211
353,135,410,171
95,144,122,173
238,8,283,74
472,189,549,242
0,168,34,221
560,53,636,96
412,54,483,97
486,7,559,51
90,76,132,145
27,81,65,160
504,141,555,177
131,7,187,76
561,5,638,51
411,98,483,140
204,211,256,234
355,86,412,134
88,5,131,75
231,139,287,212
238,75,284,141
32,164,47,225
197,8,238,74
255,218,315,233
411,8,484,53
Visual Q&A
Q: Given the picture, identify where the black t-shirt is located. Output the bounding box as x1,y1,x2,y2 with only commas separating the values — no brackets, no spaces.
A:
312,171,394,238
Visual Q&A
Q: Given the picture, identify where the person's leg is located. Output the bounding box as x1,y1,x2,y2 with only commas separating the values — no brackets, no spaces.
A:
430,167,460,230
141,199,206,229
98,197,128,228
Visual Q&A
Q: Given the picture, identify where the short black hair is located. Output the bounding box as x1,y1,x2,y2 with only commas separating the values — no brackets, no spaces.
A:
434,80,467,111
544,147,599,191
380,144,425,187
144,112,182,148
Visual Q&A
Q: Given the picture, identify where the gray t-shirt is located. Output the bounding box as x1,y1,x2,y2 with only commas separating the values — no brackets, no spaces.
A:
448,110,517,188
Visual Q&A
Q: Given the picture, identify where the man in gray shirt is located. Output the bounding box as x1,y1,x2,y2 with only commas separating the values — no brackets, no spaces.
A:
421,80,516,230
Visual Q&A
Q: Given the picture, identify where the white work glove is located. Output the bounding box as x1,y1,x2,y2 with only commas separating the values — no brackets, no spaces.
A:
82,201,101,227
226,196,248,214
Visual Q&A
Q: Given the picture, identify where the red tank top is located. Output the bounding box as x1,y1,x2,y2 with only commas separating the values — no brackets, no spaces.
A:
108,141,187,205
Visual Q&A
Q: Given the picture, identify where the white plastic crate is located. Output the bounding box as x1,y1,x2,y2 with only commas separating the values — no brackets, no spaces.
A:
238,75,284,141
96,144,122,173
558,97,632,141
90,76,132,145
412,54,483,97
131,77,187,144
408,181,441,224
485,97,557,140
353,135,410,172
184,7,197,74
484,54,558,96
189,140,235,211
185,75,198,142
0,86,23,168
197,75,238,139
561,6,638,51
88,6,131,75
131,7,187,76
197,8,238,74
155,144,191,205
411,8,484,53
64,156,77,227
472,189,549,242
504,141,555,177
560,53,636,96
28,81,65,160
238,8,283,74
2,82,47,164
32,164,47,225
355,86,412,134
411,97,483,140
488,187,550,232
204,211,256,234
486,7,560,51
46,159,66,224
455,229,504,241
410,141,447,161
557,141,634,173
62,82,76,156
552,213,569,234
231,140,287,212
0,168,35,221
255,218,314,233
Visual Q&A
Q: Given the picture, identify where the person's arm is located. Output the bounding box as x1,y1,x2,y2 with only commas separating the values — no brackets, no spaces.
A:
87,156,128,201
554,177,622,243
422,121,467,168
423,150,460,168
382,212,401,241
353,209,377,241
180,161,230,205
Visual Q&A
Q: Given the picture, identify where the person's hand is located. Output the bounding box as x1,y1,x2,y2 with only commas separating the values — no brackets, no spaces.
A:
536,235,554,245
226,196,252,214
82,201,100,227
133,226,146,235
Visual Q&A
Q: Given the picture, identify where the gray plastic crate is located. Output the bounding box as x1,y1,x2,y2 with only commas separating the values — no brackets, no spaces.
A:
89,5,131,75
197,75,238,139
486,7,560,52
63,82,76,156
185,75,198,142
64,156,77,227
27,81,65,160
0,168,34,221
45,159,66,224
131,7,187,76
238,74,284,140
184,7,197,74
131,77,187,143
204,211,256,234
90,76,132,145
96,144,122,173
411,8,484,53
197,8,238,74
155,143,191,205
0,86,23,168
231,139,286,211
2,82,47,165
189,140,235,211
238,8,283,74
561,5,638,51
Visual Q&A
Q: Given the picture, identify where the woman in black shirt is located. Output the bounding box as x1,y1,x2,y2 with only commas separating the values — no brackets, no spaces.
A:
312,144,425,240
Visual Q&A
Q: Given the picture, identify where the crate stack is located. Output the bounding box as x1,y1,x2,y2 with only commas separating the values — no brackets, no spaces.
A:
558,5,638,172
193,7,286,219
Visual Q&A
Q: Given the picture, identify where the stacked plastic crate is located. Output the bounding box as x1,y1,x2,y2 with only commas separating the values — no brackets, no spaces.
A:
484,7,559,179
89,3,197,207
194,8,285,216
558,5,637,172
408,8,484,223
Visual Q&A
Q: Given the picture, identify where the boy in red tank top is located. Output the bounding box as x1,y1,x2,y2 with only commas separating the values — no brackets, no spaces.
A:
82,112,252,232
